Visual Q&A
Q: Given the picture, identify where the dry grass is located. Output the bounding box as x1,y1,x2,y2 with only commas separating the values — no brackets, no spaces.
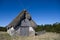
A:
0,32,13,40
0,32,60,40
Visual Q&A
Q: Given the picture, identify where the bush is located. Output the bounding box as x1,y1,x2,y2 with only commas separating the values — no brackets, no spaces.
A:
0,27,7,32
35,22,60,33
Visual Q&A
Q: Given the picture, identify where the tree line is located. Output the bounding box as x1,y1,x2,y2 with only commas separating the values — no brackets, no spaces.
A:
35,22,60,33
0,26,7,32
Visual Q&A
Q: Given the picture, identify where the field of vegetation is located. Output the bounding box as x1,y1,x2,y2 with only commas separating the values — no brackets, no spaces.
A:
0,32,60,40
35,22,60,33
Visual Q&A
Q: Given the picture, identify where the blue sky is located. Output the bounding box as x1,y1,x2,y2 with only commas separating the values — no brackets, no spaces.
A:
0,0,60,26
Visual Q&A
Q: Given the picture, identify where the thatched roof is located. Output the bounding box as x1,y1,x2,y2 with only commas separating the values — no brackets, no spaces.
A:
7,10,37,29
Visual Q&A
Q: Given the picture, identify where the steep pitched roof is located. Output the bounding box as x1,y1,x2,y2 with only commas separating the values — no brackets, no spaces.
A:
7,10,37,29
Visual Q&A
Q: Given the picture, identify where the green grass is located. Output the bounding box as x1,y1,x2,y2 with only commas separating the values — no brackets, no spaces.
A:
0,32,60,40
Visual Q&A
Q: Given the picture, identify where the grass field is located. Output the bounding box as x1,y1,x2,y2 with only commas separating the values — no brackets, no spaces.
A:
0,32,60,40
